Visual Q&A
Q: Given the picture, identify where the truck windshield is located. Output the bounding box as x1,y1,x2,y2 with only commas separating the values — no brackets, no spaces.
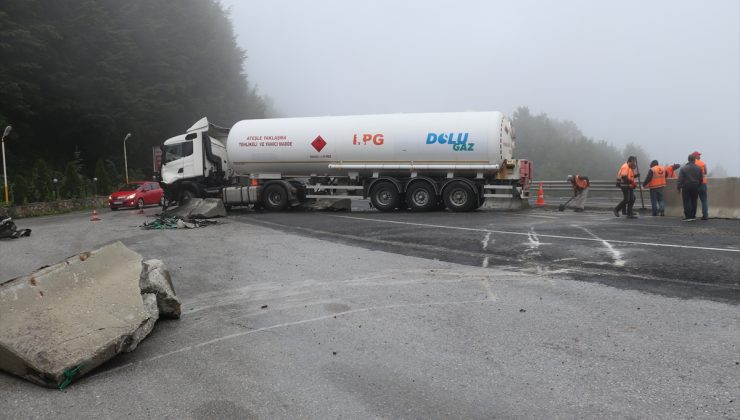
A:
163,141,193,164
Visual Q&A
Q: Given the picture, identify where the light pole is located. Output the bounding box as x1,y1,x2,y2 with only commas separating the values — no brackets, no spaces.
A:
53,178,58,200
2,125,11,205
123,133,132,184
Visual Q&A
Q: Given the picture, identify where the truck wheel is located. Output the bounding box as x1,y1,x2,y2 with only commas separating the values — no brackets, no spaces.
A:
370,181,400,212
406,182,436,212
443,181,476,212
262,184,288,211
181,189,196,203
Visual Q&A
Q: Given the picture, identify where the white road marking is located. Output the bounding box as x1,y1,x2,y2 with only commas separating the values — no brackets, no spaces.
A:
333,215,740,253
481,231,492,250
574,225,626,267
482,256,489,268
553,257,577,262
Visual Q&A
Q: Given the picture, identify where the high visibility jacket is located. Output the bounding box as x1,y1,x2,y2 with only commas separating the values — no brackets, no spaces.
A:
573,175,589,190
665,165,676,179
646,165,666,189
695,159,707,184
617,163,635,187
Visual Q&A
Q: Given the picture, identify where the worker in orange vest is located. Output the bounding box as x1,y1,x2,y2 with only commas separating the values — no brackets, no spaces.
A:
691,151,708,220
614,156,638,219
642,160,666,216
665,163,680,179
566,174,590,211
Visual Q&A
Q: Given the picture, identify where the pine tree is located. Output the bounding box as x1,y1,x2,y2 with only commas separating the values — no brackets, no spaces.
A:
94,159,113,195
60,162,81,199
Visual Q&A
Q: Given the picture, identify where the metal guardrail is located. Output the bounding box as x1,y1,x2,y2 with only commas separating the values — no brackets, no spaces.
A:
533,180,617,192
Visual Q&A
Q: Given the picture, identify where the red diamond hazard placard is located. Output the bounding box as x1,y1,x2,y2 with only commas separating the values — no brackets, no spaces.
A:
311,136,327,152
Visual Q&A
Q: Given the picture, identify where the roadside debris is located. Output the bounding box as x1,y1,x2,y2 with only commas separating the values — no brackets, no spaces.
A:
0,217,32,239
0,242,180,389
141,215,218,230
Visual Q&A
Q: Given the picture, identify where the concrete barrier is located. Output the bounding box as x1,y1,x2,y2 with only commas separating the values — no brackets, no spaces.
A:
663,177,740,219
0,242,179,388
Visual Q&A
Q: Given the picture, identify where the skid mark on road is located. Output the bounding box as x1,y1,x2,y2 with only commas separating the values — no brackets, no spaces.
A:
333,215,740,253
100,298,495,376
573,225,626,267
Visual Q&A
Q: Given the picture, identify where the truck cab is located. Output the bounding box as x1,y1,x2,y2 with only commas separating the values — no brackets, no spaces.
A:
159,118,232,202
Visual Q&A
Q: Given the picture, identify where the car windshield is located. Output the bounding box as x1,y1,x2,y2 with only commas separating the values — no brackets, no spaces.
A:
118,183,143,191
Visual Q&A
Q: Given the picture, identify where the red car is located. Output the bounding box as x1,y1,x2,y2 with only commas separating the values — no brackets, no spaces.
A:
108,181,164,210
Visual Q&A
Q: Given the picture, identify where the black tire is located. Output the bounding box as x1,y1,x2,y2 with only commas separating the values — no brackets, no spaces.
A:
262,184,288,211
369,181,400,212
443,181,476,212
406,182,437,212
137,198,145,209
181,189,196,203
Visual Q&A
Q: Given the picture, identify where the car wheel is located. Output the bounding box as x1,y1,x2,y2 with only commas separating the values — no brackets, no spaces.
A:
137,198,145,209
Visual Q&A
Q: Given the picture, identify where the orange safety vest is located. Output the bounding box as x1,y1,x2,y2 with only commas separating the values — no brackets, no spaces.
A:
617,162,634,185
695,159,707,184
574,175,589,190
665,165,676,179
646,165,666,189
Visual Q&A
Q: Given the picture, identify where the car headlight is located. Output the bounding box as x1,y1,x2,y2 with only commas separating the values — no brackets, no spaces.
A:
126,194,136,199
108,195,112,200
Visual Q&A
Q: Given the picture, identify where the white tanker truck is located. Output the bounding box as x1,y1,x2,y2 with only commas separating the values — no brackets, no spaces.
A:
158,111,532,212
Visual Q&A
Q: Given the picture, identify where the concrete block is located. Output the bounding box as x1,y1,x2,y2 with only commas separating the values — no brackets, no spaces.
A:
664,177,740,219
140,260,182,319
0,242,176,388
165,198,227,219
300,198,352,212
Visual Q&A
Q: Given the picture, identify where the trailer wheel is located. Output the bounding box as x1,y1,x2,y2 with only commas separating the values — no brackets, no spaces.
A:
406,182,437,212
370,181,400,212
262,184,289,211
443,181,476,212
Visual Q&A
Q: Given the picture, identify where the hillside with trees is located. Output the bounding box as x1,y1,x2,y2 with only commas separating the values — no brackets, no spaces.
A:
0,0,265,203
512,107,649,180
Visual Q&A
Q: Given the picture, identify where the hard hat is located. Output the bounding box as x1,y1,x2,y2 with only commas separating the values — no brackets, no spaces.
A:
691,151,701,157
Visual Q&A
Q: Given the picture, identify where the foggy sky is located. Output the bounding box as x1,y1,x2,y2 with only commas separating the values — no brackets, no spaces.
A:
221,0,740,176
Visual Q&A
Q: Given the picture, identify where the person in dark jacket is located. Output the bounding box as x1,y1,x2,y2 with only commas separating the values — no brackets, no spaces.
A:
677,154,704,221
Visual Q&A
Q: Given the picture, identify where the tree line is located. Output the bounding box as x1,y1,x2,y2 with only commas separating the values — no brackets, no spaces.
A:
512,107,649,181
1,0,266,204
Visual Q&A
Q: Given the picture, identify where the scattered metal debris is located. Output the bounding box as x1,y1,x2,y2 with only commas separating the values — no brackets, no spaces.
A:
0,217,32,239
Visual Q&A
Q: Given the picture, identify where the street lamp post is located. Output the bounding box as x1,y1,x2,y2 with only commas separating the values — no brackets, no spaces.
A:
53,178,58,200
123,133,132,184
2,125,12,206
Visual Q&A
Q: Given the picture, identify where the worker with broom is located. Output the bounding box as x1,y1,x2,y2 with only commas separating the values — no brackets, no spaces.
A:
563,174,590,212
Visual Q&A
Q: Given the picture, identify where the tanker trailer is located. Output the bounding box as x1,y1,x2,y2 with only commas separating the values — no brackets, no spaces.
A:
158,111,532,212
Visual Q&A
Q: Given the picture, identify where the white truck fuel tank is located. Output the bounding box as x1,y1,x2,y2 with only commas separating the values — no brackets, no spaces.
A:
225,111,515,177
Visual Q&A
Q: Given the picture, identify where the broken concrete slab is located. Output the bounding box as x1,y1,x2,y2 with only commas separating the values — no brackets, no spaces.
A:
0,242,178,388
140,259,181,319
300,198,351,212
164,198,227,219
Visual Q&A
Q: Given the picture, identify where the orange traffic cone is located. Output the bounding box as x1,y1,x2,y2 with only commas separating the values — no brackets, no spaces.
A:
91,209,101,221
535,182,545,206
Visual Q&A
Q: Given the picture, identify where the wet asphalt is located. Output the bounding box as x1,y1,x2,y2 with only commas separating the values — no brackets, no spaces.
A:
1,205,738,419
236,205,740,304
